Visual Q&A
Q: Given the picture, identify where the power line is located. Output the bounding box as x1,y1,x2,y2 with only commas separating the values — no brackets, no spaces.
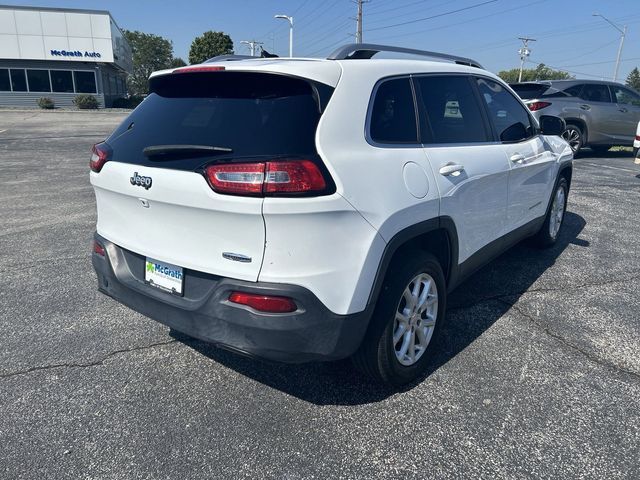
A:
366,0,454,27
366,0,433,17
369,0,546,42
367,0,499,32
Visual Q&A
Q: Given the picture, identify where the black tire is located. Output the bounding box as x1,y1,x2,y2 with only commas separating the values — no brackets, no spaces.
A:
532,177,569,248
561,124,583,154
352,251,446,387
590,145,611,154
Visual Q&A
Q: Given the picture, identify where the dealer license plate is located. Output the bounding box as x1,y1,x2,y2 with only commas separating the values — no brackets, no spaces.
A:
145,257,184,295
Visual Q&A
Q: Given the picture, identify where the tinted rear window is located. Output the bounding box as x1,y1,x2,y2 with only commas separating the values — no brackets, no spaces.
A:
107,72,332,170
510,83,552,99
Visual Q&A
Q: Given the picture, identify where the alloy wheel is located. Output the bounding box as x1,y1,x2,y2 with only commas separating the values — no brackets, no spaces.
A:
549,185,566,239
561,127,581,153
392,273,438,366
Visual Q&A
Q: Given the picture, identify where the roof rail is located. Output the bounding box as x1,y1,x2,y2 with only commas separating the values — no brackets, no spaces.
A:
204,54,255,63
327,43,483,69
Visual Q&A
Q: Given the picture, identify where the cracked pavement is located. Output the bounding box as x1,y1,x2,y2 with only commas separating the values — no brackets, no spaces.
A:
1,111,639,479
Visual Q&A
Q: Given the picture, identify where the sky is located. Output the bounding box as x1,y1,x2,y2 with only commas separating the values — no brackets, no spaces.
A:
4,0,640,81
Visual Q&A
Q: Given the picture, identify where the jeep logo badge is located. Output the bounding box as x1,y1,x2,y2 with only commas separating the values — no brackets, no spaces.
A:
130,172,152,190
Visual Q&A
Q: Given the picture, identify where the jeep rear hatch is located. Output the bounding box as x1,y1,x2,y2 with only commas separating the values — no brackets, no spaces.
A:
90,70,333,281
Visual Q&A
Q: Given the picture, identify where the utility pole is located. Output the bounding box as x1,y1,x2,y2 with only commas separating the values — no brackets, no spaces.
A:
240,40,264,57
354,0,369,44
593,13,626,82
517,37,536,82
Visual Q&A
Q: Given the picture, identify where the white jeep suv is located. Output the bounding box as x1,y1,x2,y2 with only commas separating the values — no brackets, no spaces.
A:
90,44,572,386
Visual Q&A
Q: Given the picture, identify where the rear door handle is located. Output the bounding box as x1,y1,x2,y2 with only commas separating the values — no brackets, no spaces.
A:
510,153,525,164
580,104,591,110
439,164,465,176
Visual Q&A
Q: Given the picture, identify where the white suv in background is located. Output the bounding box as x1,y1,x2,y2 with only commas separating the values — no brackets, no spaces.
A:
90,44,573,386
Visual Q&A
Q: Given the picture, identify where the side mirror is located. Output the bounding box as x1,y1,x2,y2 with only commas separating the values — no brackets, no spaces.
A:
500,122,528,143
539,115,565,136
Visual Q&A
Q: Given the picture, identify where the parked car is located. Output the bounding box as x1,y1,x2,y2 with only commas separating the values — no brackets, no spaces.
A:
510,80,640,154
634,120,640,158
90,44,572,386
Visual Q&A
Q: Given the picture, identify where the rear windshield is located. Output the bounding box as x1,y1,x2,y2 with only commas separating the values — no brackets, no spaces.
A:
510,83,567,100
106,71,333,170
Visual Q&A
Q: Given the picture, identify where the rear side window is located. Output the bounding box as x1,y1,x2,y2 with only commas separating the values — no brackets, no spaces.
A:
414,75,489,144
579,84,611,103
563,84,583,97
107,72,332,170
369,77,418,144
476,78,534,143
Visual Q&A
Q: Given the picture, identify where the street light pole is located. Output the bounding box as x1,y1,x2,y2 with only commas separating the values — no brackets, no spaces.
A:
593,13,627,82
275,15,294,57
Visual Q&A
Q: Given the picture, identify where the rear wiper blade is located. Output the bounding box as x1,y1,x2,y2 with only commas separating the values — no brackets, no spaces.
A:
143,144,233,158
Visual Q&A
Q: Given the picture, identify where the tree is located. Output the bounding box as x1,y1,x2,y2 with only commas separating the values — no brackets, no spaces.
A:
498,63,574,83
189,31,233,64
626,67,640,92
170,57,187,68
123,30,174,95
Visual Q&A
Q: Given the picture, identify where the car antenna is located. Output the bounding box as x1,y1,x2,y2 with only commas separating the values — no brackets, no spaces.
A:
260,47,279,58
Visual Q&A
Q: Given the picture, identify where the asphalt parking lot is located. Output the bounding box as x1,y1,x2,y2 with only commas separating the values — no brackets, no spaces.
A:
1,110,639,479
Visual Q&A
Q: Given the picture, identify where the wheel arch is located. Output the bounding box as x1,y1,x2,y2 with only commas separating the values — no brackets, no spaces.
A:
367,217,460,308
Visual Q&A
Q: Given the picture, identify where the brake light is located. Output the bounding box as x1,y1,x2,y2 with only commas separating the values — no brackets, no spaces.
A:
528,101,551,111
635,135,640,141
90,143,110,172
229,292,297,313
204,160,328,196
174,65,225,73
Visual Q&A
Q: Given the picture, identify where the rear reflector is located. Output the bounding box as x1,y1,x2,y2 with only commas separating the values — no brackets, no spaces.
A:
228,292,297,313
93,240,105,256
527,101,551,111
204,160,327,196
90,142,110,172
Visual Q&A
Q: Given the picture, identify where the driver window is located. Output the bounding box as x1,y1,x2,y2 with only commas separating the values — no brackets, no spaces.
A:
476,78,534,143
611,86,640,106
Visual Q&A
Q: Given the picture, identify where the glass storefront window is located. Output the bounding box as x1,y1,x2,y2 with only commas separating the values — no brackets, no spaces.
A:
0,69,10,91
10,69,27,91
27,69,51,92
51,70,74,93
74,71,97,93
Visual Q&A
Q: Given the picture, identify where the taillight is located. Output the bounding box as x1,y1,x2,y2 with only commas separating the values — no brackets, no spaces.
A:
90,143,111,172
528,101,551,111
228,292,297,313
635,135,640,141
204,160,328,196
205,163,265,195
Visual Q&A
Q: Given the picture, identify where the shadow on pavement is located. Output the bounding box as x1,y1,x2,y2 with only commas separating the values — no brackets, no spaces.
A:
174,212,587,406
576,148,634,159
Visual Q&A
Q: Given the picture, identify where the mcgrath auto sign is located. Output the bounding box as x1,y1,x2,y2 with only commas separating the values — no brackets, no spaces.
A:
50,49,102,58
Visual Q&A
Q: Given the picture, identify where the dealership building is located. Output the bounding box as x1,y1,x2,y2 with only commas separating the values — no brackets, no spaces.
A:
0,5,132,108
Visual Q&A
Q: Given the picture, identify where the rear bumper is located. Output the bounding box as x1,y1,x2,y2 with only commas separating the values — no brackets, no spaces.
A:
92,233,371,363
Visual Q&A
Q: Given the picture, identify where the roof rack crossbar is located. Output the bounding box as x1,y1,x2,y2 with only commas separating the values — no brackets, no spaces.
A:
204,54,255,63
327,43,483,69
